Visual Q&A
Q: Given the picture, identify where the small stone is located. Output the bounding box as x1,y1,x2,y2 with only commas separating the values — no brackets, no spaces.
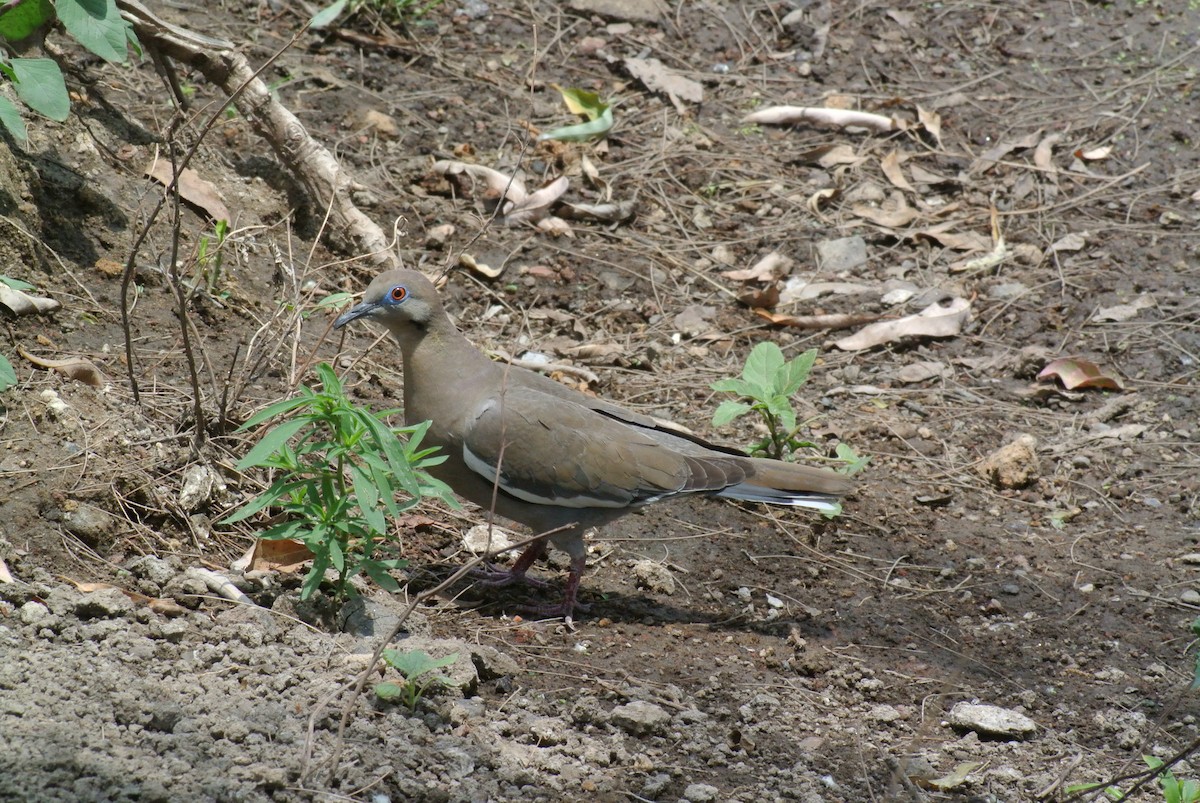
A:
1181,589,1200,605
869,704,901,723
1179,554,1200,565
18,601,50,625
977,434,1039,489
126,555,177,589
631,560,675,595
610,700,671,736
62,503,115,544
682,783,720,802
178,464,216,511
75,588,135,619
947,702,1037,740
815,235,868,271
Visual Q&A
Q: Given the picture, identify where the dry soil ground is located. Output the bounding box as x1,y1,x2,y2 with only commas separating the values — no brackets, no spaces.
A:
1,1,1199,801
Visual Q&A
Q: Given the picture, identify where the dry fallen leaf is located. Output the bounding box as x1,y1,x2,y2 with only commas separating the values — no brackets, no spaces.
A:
144,160,231,223
721,252,792,282
19,348,106,387
880,150,913,192
237,538,315,573
0,284,60,316
755,309,880,331
835,297,971,351
0,556,13,584
1077,145,1113,160
1093,295,1154,323
969,130,1042,174
504,176,569,224
624,57,703,111
459,252,503,279
1037,358,1124,391
744,106,898,133
1033,132,1062,173
1050,231,1088,252
737,284,781,309
852,193,921,229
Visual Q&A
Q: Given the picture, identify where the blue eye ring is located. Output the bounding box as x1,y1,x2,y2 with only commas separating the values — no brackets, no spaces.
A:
388,285,408,303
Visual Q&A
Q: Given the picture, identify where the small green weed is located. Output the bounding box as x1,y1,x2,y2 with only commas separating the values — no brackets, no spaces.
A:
0,0,139,142
375,649,458,710
196,219,229,294
712,342,867,470
1066,756,1200,802
224,363,456,603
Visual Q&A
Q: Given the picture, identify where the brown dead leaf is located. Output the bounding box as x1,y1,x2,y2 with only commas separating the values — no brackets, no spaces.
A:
721,251,792,282
0,284,60,315
505,176,569,224
1093,295,1154,322
916,105,942,146
738,284,781,309
148,598,189,617
880,150,913,192
144,160,231,223
788,144,861,168
1050,231,1087,252
969,130,1042,174
1033,132,1062,173
624,57,703,111
241,538,314,573
835,297,971,350
852,193,921,228
755,309,880,331
565,343,626,363
536,216,575,237
1037,358,1124,391
19,347,106,387
1077,145,1113,161
744,106,898,133
459,253,503,279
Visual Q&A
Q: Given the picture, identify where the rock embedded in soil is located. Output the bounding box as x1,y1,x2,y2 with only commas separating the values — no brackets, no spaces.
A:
977,434,1039,489
947,702,1037,740
610,700,671,736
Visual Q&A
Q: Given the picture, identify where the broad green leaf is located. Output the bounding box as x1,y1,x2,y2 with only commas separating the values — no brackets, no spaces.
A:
710,378,753,396
300,553,329,599
235,417,308,470
374,681,405,702
363,560,401,592
327,534,344,571
0,274,35,290
0,0,53,42
382,649,458,680
310,0,348,29
742,342,784,392
220,477,306,523
766,395,797,433
56,0,133,63
553,85,607,119
237,394,314,430
539,105,613,142
10,58,68,121
0,354,16,391
315,362,342,397
315,291,354,310
775,348,816,396
712,400,751,427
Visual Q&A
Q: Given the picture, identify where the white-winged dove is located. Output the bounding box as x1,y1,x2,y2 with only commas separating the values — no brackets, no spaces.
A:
335,269,853,624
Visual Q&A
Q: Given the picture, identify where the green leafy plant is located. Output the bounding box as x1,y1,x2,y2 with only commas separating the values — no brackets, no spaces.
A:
223,363,456,603
196,219,229,294
0,275,35,392
1066,756,1200,802
712,342,866,470
375,649,458,710
0,0,139,141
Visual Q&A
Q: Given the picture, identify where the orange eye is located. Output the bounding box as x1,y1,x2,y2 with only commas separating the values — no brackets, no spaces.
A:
389,286,407,302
